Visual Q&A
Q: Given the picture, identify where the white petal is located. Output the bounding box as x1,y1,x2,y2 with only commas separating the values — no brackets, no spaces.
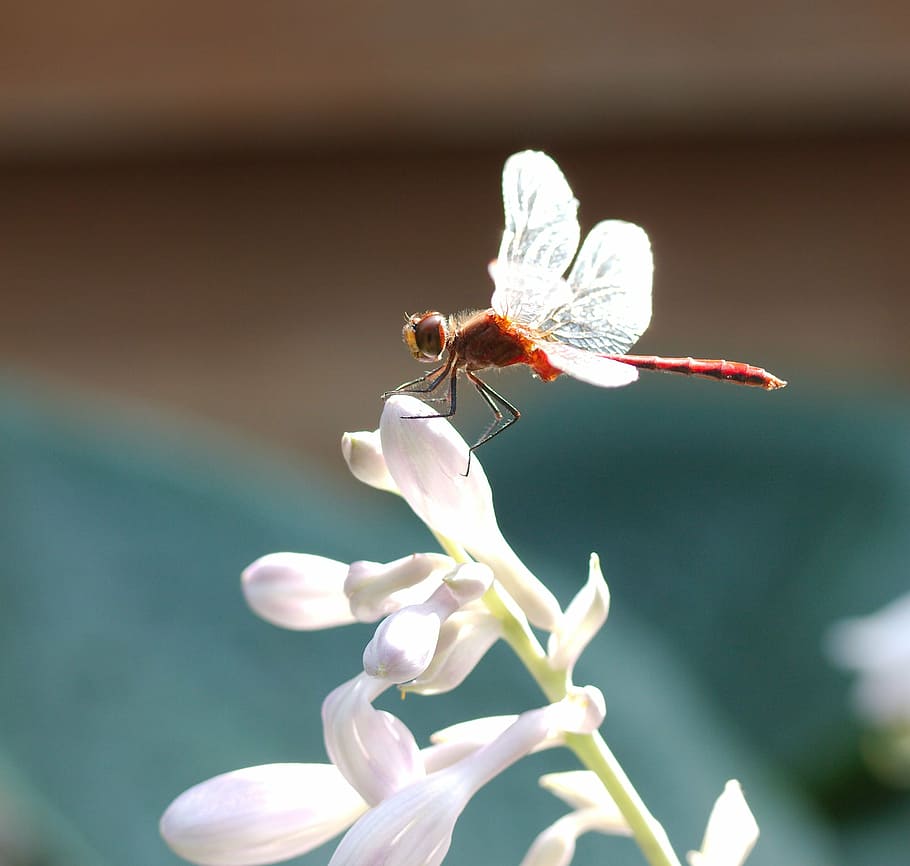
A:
362,567,490,684
379,395,496,538
322,674,424,805
554,687,606,735
160,763,366,866
330,701,579,866
341,429,399,493
538,772,629,834
687,781,759,866
241,553,355,630
519,820,575,866
430,714,520,746
380,396,561,630
345,553,454,622
827,592,910,671
362,605,444,683
328,771,469,866
827,592,910,726
444,561,494,605
406,608,502,695
547,553,610,673
519,807,630,866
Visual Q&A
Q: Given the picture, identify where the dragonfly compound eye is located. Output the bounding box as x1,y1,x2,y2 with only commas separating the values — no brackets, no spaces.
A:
404,312,448,362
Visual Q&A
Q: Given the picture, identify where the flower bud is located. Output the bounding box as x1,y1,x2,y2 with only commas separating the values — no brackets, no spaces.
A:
345,553,453,622
547,553,610,673
241,553,355,630
341,429,398,493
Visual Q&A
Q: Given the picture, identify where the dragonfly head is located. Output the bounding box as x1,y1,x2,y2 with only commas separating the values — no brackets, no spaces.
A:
403,312,449,362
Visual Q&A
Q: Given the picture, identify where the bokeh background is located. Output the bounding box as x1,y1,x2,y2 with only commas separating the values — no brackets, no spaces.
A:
1,3,909,865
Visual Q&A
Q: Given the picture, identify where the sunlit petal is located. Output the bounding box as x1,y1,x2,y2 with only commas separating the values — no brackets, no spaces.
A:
160,763,366,866
380,395,560,629
341,429,399,493
345,553,454,622
547,553,610,673
687,780,759,866
406,607,502,695
322,673,424,805
241,553,355,630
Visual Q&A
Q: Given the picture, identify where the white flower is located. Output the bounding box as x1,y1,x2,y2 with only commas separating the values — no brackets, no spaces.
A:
159,729,506,866
321,673,424,806
362,562,493,683
547,553,610,675
538,771,629,834
159,763,368,866
519,809,625,866
380,395,561,630
341,429,399,493
327,694,605,866
827,591,910,725
241,553,356,630
406,606,503,695
687,780,759,866
345,553,455,622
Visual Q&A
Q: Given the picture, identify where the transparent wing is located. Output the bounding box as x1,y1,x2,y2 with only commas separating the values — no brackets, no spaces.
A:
492,151,580,319
538,342,639,388
542,220,654,355
488,261,573,331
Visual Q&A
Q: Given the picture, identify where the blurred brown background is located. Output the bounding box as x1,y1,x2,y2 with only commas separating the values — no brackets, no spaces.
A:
2,1,908,471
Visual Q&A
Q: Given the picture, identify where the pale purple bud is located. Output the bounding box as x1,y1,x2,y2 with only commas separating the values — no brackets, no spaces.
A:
380,396,561,630
344,553,454,622
406,607,502,695
361,564,491,683
159,763,367,866
241,553,355,630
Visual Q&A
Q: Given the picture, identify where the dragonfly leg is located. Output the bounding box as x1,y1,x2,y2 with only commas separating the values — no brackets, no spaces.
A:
401,364,458,421
467,372,521,451
381,356,454,400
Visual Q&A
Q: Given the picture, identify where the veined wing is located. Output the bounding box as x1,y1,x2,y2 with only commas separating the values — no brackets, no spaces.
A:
544,220,653,355
492,151,580,322
537,341,639,388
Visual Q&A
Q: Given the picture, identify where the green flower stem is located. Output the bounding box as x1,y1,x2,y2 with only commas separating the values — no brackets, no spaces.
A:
431,532,681,866
484,581,682,866
567,731,682,866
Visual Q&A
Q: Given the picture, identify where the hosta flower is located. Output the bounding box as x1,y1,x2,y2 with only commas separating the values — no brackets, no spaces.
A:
345,553,455,622
321,673,424,806
242,552,458,630
547,554,610,676
159,763,368,866
380,396,561,630
405,606,503,695
241,553,356,631
341,428,399,493
362,562,492,683
327,692,606,866
827,591,910,726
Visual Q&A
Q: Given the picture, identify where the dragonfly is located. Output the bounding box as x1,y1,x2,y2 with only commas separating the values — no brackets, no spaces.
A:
385,150,786,451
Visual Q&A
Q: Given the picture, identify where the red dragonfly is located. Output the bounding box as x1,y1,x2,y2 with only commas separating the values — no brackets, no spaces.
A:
386,150,786,449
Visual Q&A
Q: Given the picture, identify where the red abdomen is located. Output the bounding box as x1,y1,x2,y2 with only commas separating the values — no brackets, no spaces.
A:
609,355,787,390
